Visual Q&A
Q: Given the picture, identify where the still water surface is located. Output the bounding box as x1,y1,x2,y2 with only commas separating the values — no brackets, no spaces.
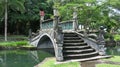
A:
0,49,54,67
0,47,120,67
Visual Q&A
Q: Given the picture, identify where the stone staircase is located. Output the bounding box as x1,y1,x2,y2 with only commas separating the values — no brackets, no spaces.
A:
62,32,100,61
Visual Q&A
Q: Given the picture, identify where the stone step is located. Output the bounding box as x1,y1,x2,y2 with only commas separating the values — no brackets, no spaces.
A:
63,32,76,34
64,37,81,40
64,51,98,57
63,43,87,46
56,55,111,64
64,53,99,60
62,32,101,62
63,48,94,53
63,45,90,50
64,40,84,43
64,34,78,37
63,49,96,55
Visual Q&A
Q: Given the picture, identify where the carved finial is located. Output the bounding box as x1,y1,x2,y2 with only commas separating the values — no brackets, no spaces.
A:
73,7,77,19
53,7,59,16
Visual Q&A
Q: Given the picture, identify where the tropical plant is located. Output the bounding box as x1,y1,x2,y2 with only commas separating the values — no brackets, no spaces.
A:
0,0,25,41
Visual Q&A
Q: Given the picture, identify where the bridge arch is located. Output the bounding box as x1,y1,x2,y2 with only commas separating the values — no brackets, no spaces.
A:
37,33,57,55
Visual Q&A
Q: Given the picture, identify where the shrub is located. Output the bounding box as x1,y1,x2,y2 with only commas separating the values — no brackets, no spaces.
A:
114,34,120,41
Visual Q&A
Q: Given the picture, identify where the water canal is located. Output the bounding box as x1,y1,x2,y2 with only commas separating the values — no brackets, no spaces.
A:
0,47,120,67
0,49,54,67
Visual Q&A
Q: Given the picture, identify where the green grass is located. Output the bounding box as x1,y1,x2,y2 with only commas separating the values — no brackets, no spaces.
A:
103,56,120,62
40,58,80,67
0,41,29,47
97,64,120,67
39,56,120,67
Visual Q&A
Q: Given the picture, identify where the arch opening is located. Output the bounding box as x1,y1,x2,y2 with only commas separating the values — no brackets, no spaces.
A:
37,35,55,55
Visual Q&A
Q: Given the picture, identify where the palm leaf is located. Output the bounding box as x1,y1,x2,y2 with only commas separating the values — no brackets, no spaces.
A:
9,0,25,12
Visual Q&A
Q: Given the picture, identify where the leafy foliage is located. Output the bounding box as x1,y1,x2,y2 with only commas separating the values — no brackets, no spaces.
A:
0,0,120,35
47,0,120,32
0,0,53,35
114,34,120,41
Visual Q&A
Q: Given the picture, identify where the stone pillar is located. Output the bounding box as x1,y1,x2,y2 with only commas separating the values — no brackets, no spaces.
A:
97,26,106,55
73,7,78,31
53,8,59,31
53,7,63,61
56,27,63,61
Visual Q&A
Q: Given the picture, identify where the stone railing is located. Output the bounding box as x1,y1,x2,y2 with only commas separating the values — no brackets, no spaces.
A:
75,26,107,56
41,19,74,31
60,20,73,30
41,19,53,30
75,31,100,53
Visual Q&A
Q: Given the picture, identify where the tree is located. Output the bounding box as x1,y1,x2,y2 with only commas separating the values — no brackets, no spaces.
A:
0,0,25,41
0,0,53,35
47,0,120,32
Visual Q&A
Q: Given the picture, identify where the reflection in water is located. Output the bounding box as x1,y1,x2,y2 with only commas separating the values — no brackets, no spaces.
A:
0,49,54,67
0,47,119,67
107,47,120,56
29,51,39,63
40,48,55,55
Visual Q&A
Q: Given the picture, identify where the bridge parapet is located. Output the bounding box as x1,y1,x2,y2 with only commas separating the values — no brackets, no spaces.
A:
60,20,73,30
41,19,74,31
41,19,53,30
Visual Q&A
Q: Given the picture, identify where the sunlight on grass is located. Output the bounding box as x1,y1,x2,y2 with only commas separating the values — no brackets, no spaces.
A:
103,56,120,62
40,58,80,67
39,56,120,67
97,64,120,67
0,41,28,47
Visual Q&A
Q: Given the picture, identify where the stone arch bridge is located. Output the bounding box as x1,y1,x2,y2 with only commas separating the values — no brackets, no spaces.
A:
29,9,110,63
29,19,110,63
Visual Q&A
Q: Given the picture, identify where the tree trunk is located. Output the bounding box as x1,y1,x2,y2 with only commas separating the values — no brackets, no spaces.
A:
5,0,8,41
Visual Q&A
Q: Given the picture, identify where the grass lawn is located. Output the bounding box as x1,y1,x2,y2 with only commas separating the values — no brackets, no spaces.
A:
39,56,120,67
39,58,80,67
103,56,120,62
98,56,120,67
97,64,120,67
0,41,29,47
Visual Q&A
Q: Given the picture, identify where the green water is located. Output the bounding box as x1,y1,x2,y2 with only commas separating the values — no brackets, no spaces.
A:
0,50,53,67
106,47,120,56
0,47,119,67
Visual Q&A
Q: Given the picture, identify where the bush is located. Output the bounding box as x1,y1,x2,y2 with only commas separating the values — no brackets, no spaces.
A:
114,34,120,41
